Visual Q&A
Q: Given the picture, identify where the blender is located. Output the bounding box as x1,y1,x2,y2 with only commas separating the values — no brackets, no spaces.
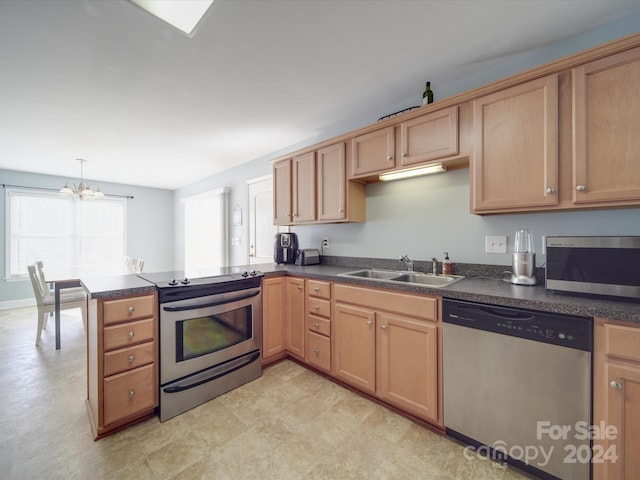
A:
510,229,537,285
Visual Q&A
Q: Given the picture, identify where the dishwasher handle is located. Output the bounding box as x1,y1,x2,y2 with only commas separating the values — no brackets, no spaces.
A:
476,305,536,321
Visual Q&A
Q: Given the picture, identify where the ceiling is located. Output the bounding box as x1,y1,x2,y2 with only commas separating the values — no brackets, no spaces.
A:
1,0,639,190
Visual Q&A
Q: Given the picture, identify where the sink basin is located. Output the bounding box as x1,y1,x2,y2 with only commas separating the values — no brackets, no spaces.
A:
391,273,464,287
338,269,464,288
338,269,402,280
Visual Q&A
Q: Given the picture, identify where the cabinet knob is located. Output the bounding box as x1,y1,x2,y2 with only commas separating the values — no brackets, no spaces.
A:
386,155,393,161
128,306,135,314
367,320,373,326
402,152,408,157
576,185,587,191
314,323,320,329
298,286,303,292
128,331,135,338
380,324,387,331
128,389,136,398
546,187,556,194
610,380,622,390
314,348,320,355
314,287,320,292
128,355,135,363
314,305,320,311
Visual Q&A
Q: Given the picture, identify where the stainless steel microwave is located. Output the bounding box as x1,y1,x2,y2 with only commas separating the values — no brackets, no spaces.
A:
545,236,640,300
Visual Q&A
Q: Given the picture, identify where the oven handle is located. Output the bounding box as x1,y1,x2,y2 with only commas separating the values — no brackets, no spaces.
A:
163,350,261,393
162,290,260,312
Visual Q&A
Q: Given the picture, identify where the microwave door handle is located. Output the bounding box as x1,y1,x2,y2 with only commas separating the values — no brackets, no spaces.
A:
162,290,259,312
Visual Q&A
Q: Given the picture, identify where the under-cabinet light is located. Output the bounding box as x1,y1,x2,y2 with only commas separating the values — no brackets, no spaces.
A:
379,163,447,182
129,0,214,36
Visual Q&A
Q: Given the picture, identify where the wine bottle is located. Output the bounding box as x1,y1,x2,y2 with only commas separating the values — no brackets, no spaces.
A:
422,81,433,105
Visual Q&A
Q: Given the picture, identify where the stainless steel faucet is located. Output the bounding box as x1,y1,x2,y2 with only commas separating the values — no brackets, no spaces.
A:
431,257,439,275
400,254,414,271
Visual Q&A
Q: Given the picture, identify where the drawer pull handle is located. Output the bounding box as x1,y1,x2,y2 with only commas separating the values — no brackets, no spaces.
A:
128,389,136,398
314,323,320,329
610,381,622,390
128,306,135,314
314,287,320,293
128,355,135,363
128,331,135,338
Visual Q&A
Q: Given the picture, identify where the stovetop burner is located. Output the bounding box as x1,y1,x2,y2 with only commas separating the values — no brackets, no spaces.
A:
137,269,263,302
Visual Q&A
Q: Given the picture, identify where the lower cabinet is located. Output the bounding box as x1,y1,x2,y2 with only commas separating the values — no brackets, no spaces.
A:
594,318,640,479
262,277,287,365
86,292,158,439
333,283,441,425
285,277,306,360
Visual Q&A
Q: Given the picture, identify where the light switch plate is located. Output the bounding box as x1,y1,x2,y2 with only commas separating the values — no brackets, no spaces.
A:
485,235,507,254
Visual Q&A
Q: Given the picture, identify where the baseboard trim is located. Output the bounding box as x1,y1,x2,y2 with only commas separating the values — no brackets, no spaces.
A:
0,298,35,310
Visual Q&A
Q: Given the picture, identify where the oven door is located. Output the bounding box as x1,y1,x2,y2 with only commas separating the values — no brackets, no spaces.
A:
160,286,262,385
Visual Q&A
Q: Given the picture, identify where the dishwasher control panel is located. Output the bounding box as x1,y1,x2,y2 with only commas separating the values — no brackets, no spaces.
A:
443,299,592,351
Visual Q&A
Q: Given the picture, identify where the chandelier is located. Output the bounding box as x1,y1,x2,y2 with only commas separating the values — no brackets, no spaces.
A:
59,159,104,199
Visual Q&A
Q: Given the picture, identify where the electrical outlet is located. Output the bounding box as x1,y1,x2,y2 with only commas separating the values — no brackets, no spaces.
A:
485,235,507,254
322,237,330,250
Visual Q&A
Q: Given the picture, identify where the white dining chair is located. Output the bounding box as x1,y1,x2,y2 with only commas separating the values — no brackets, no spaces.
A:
27,264,88,347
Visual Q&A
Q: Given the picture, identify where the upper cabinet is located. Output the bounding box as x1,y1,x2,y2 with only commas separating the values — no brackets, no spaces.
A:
572,46,640,206
471,75,559,213
349,126,396,178
273,142,365,226
398,106,459,167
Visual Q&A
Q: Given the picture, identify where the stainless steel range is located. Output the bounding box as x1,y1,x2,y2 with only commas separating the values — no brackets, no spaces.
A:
138,269,263,422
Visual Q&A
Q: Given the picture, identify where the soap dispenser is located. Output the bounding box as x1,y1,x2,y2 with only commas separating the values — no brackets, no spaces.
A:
442,252,452,275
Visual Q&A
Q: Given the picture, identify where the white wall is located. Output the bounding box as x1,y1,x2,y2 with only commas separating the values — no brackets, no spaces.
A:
0,169,174,305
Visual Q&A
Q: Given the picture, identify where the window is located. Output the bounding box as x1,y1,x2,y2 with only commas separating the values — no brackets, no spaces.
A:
183,187,229,277
5,188,127,279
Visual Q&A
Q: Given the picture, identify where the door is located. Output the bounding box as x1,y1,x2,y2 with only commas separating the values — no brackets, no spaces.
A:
247,175,277,265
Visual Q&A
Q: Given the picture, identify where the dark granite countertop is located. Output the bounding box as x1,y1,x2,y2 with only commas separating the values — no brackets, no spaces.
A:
254,263,640,324
81,274,156,299
80,262,640,323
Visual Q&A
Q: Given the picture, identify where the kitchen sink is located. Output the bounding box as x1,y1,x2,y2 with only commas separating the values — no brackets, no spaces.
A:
338,269,464,288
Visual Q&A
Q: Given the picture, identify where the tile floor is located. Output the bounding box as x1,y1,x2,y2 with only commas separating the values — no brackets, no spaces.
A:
0,306,532,480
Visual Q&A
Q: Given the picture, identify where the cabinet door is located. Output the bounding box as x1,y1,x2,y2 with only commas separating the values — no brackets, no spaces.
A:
292,152,316,223
399,106,459,167
286,277,306,359
317,142,347,221
262,277,286,363
471,75,559,213
273,159,292,225
350,126,395,177
376,313,438,423
333,303,376,394
573,46,640,205
602,362,640,479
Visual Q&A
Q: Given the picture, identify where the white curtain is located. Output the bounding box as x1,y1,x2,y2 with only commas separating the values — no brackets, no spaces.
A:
183,187,229,277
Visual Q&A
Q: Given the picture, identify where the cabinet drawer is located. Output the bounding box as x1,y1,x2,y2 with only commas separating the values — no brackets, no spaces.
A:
335,284,438,321
104,318,154,351
307,315,331,337
605,323,640,362
306,280,331,300
104,364,155,425
307,331,330,372
104,342,155,377
104,295,155,325
307,297,331,318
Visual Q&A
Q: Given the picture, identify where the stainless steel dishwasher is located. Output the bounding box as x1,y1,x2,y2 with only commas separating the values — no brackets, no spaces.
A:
443,299,592,480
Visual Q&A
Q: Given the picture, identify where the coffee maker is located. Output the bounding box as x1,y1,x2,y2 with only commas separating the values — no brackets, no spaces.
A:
510,229,537,285
274,232,298,264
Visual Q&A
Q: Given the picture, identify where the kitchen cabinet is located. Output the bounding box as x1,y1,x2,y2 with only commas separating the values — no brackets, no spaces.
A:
398,106,459,167
86,292,158,439
285,277,306,360
292,152,316,223
593,318,640,479
333,284,441,424
305,279,332,372
471,74,559,213
262,277,287,365
273,158,292,225
349,126,395,178
572,46,640,206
